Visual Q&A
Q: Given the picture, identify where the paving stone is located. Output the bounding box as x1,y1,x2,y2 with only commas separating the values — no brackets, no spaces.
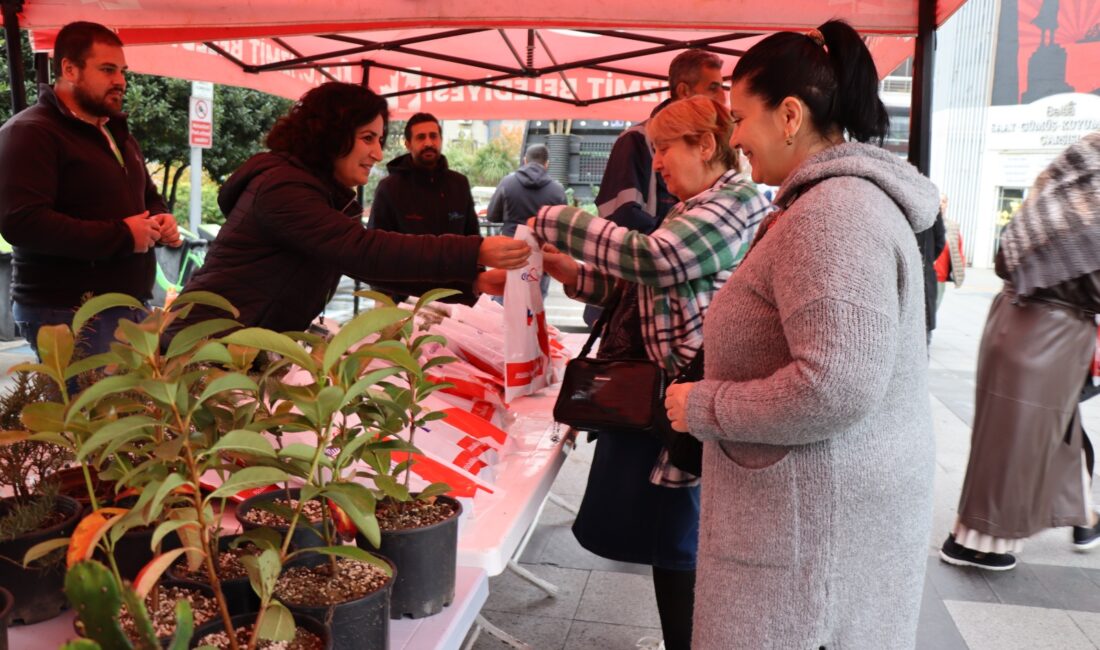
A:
924,555,998,604
1030,564,1100,613
574,570,661,628
467,610,572,650
916,574,969,650
563,620,662,650
482,563,590,620
1066,610,1100,648
532,525,651,576
981,563,1062,610
945,601,1095,650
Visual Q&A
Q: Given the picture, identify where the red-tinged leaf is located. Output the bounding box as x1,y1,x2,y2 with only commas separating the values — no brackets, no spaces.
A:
327,499,356,541
133,547,202,599
66,507,128,568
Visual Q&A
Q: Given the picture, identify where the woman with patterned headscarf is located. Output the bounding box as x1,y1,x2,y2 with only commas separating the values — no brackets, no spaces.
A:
941,132,1100,571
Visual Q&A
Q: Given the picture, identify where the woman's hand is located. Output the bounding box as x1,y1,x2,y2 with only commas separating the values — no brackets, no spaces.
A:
541,243,579,289
479,236,530,269
475,269,507,296
664,382,695,433
527,216,537,232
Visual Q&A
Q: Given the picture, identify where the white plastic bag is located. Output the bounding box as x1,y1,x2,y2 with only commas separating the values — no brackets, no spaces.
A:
503,225,551,402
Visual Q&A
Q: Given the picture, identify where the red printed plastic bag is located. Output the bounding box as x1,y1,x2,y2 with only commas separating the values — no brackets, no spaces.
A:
503,225,551,402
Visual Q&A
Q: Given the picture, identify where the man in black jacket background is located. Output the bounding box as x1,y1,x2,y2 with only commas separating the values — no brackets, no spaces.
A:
367,112,480,237
0,21,180,358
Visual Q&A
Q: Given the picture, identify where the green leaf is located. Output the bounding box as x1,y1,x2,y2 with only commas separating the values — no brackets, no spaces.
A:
205,429,276,460
63,352,118,380
20,401,66,433
359,343,422,377
190,341,234,365
422,355,459,371
324,483,379,548
196,373,259,406
340,367,403,408
60,641,102,650
22,536,70,566
168,599,194,650
166,318,242,359
0,430,29,446
172,290,240,318
256,600,295,642
207,467,290,499
221,328,315,372
277,443,329,467
151,518,200,551
243,547,281,601
27,430,72,446
373,474,410,502
77,415,157,462
351,289,396,307
37,324,75,379
236,527,282,551
414,288,462,311
417,482,452,501
72,293,144,334
115,319,157,357
289,545,392,577
322,307,409,373
147,474,189,525
67,374,142,422
137,378,176,407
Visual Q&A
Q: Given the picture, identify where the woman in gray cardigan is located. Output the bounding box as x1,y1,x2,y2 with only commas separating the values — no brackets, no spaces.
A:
664,21,940,649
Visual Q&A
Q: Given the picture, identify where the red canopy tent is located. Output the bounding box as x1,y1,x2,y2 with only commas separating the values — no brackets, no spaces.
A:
1,0,963,167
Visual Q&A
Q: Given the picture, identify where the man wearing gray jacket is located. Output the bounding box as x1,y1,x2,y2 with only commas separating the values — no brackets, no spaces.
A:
487,144,567,296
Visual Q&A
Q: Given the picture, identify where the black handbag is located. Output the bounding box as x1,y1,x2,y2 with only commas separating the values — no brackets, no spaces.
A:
553,291,704,475
552,302,665,433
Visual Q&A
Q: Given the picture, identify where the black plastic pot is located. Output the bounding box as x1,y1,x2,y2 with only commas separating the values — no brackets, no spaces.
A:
281,554,395,650
0,494,81,625
236,487,325,551
356,495,462,619
0,586,12,650
166,534,259,617
190,610,331,650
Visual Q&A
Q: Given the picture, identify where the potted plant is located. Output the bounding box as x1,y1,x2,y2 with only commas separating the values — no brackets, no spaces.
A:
14,292,324,649
350,289,463,620
0,370,80,625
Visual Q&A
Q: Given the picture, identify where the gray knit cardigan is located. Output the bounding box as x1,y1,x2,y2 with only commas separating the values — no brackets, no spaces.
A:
686,143,939,649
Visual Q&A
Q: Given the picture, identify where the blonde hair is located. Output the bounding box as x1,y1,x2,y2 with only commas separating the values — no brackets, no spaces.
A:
646,96,739,172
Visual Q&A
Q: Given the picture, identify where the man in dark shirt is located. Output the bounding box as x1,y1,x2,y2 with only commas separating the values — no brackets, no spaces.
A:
368,113,480,237
0,21,180,358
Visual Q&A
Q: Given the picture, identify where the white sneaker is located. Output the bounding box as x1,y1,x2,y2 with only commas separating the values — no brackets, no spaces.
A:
635,637,665,650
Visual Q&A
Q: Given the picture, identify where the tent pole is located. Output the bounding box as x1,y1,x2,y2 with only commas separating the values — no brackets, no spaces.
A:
34,52,48,85
2,0,26,114
907,0,935,175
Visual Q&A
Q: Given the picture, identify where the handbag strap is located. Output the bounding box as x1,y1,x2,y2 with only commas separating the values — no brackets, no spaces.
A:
578,284,626,358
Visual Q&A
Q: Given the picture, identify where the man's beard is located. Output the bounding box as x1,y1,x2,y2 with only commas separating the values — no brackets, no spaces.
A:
413,148,440,168
73,84,121,118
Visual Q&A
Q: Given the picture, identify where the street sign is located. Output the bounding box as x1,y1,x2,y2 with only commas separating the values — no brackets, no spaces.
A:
191,80,214,99
189,95,213,148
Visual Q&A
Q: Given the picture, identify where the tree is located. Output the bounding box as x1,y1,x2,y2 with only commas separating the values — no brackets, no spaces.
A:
0,31,40,124
125,75,290,214
444,125,522,187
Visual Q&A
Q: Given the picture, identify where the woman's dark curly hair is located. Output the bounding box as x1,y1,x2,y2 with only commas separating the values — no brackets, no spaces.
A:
266,82,389,176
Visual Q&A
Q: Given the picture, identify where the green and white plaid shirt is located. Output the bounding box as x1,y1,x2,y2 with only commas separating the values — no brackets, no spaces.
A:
535,168,771,374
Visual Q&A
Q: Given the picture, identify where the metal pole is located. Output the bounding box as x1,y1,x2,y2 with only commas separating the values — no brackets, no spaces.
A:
907,0,936,175
188,147,202,234
33,52,48,85
2,1,27,114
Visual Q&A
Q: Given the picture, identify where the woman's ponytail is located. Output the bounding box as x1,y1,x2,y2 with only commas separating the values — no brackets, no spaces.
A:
818,20,889,144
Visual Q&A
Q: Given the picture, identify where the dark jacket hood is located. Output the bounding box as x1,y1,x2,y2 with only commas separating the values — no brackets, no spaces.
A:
385,152,451,176
515,162,553,189
775,142,939,234
218,152,353,216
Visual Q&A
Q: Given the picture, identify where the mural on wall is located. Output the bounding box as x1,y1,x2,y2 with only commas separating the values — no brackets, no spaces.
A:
992,0,1100,104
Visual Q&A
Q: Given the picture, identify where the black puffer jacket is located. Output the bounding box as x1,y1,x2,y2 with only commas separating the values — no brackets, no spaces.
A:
176,152,481,333
367,153,479,236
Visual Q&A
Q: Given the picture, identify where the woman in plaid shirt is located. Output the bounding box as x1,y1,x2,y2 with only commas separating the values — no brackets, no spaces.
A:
529,96,771,650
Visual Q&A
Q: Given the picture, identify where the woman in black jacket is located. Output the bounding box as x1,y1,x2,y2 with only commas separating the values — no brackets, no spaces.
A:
174,82,528,333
